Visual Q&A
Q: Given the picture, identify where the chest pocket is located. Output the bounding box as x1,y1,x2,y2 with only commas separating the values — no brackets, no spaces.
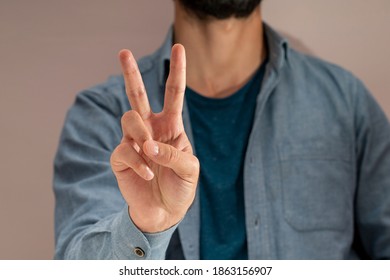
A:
278,139,354,231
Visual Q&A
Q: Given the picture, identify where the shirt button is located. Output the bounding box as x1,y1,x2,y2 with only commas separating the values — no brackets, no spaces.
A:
133,247,145,258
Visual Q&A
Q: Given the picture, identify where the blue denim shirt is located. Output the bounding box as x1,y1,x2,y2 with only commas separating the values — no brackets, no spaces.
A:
53,24,390,259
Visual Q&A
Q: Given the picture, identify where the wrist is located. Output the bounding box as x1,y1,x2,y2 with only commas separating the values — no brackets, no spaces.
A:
128,206,182,233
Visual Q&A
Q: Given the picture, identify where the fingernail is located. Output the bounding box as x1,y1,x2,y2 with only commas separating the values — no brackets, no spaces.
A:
145,166,154,181
146,140,159,156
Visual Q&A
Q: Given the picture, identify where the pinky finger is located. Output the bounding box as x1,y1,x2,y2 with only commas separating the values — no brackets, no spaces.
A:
110,142,154,181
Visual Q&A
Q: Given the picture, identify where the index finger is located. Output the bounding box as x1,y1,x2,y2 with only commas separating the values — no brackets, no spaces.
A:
163,44,186,115
119,49,151,119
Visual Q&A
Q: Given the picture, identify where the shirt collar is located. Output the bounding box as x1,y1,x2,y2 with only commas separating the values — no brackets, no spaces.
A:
155,22,289,86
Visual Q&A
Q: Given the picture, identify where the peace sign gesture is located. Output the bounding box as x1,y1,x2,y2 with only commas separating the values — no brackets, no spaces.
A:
110,44,199,233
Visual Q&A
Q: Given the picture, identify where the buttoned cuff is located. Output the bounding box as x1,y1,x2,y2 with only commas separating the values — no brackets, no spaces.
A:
111,207,178,259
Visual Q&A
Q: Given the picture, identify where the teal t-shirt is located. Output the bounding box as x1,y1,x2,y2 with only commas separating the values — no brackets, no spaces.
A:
186,61,267,259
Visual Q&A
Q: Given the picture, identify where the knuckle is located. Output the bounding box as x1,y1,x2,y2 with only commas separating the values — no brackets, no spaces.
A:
109,150,116,166
166,146,180,164
111,143,145,173
187,156,200,174
113,143,126,157
121,110,139,127
170,63,185,72
127,85,146,98
166,84,185,95
131,157,144,171
110,144,125,166
193,156,200,171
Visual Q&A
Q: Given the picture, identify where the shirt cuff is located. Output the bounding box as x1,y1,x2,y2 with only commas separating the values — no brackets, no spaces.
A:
111,207,178,259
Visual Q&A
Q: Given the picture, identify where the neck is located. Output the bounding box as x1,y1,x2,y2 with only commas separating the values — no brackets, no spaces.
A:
173,3,266,98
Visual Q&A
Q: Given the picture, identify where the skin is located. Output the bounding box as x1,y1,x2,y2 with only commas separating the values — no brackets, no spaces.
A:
110,1,266,233
174,0,266,98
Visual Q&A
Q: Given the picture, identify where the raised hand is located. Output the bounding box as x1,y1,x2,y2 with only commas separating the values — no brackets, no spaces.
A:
110,44,199,233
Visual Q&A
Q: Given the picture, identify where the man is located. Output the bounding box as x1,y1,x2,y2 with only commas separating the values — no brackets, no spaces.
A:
54,0,390,259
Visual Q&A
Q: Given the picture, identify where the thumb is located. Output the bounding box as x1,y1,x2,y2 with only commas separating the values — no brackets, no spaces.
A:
143,139,199,182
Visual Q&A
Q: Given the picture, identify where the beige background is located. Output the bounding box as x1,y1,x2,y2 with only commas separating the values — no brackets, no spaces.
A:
0,0,389,259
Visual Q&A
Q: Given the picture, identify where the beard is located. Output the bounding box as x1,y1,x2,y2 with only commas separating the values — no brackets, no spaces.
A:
178,0,263,20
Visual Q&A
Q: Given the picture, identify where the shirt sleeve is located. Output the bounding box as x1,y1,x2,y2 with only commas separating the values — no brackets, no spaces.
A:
353,78,390,259
53,88,176,259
